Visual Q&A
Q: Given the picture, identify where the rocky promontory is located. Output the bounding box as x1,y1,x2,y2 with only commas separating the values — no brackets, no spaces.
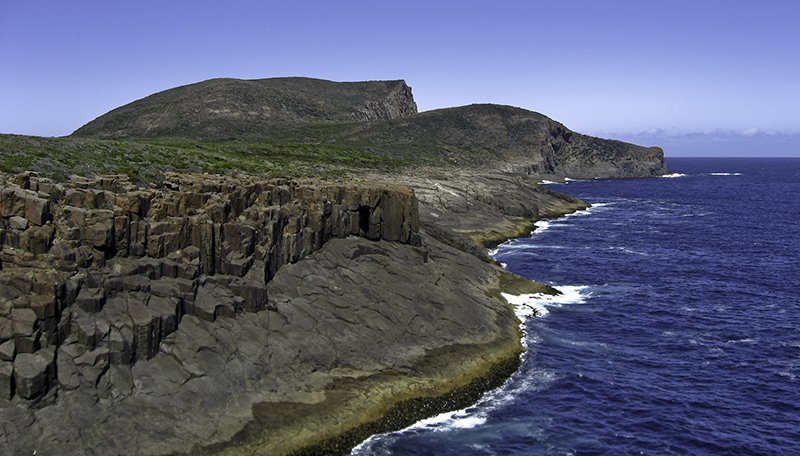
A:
0,170,570,454
0,76,669,455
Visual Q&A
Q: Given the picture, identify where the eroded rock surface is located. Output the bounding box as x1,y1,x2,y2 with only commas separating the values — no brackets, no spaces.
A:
0,168,582,455
0,231,517,455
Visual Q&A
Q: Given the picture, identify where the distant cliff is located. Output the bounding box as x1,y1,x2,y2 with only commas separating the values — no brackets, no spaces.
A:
71,78,665,179
289,103,668,178
73,77,417,141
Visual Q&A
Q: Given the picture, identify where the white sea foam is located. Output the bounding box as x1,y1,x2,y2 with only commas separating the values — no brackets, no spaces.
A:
539,179,565,185
726,338,756,344
532,220,554,234
659,173,687,178
351,285,589,454
608,246,649,256
502,285,590,319
568,202,611,218
530,203,611,235
708,172,743,176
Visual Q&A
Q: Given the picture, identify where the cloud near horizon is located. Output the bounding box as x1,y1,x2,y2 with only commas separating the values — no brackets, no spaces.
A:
593,129,800,157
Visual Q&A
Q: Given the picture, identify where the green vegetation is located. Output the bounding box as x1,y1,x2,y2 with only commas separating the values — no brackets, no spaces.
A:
0,134,406,184
498,271,559,296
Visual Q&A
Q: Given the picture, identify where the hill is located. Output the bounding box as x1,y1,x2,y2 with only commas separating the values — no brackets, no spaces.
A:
70,77,666,178
279,103,667,178
73,77,417,141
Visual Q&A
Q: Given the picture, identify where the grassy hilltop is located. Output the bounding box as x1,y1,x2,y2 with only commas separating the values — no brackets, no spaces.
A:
2,77,666,185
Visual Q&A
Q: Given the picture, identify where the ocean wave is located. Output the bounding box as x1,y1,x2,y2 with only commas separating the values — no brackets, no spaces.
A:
566,202,613,219
502,285,591,319
707,172,743,176
726,337,757,344
532,220,562,234
608,246,649,256
659,173,688,178
531,203,613,235
540,179,565,185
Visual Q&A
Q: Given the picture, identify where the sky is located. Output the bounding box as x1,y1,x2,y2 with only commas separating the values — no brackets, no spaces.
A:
1,0,798,156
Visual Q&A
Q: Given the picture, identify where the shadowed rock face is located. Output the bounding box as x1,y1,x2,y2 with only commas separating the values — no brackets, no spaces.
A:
72,77,418,141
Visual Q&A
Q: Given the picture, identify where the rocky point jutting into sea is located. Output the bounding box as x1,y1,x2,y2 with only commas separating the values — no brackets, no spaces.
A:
0,77,667,455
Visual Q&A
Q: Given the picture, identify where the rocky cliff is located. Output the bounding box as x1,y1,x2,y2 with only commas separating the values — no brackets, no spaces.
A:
72,77,418,141
0,170,565,455
69,78,666,180
296,104,668,178
0,75,671,454
0,170,418,399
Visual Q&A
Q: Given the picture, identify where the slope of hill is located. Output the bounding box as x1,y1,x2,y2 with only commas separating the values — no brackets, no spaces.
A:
72,77,666,178
73,77,417,141
281,103,667,178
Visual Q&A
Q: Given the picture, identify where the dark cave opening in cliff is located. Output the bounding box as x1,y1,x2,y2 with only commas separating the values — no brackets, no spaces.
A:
358,205,371,233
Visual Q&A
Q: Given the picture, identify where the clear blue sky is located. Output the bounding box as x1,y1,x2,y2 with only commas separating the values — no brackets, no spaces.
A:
1,0,798,156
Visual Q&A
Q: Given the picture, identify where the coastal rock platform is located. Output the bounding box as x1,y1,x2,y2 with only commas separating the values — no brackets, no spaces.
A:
0,170,577,455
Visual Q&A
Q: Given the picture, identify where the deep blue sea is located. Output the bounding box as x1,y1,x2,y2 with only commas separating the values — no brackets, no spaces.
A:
354,158,800,455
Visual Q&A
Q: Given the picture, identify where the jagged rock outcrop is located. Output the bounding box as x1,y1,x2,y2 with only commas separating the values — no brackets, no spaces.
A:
72,77,417,141
0,171,419,402
1,73,669,454
383,170,591,250
0,169,544,455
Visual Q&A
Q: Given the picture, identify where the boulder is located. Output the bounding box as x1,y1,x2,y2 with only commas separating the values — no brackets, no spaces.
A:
75,287,105,313
9,216,28,231
0,339,15,361
13,349,54,399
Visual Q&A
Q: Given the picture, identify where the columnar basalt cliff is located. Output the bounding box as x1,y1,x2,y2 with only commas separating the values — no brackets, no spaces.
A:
0,169,551,455
0,171,418,403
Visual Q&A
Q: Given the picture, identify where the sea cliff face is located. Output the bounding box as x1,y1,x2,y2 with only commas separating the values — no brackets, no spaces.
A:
0,171,418,399
0,170,572,455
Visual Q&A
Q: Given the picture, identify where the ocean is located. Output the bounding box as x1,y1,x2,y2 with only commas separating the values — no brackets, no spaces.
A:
353,158,800,455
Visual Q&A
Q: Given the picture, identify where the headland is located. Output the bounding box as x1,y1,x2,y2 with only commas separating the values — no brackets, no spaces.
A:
0,77,666,455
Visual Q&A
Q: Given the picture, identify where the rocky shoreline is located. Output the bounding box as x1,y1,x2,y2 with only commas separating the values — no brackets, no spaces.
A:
0,76,668,455
0,168,588,455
